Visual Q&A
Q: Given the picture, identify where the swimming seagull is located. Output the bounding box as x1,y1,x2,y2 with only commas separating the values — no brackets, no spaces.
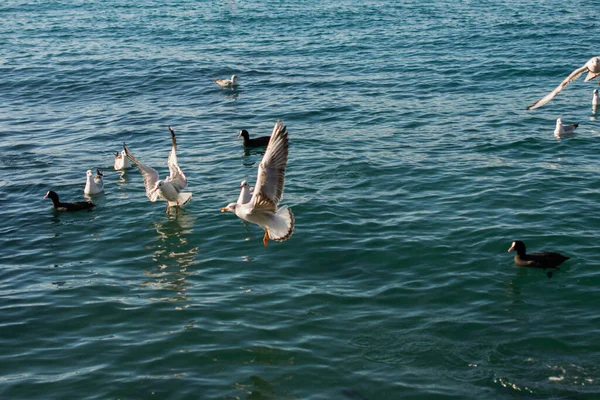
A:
527,56,600,110
44,190,96,212
114,148,131,170
554,118,578,136
221,120,294,246
124,126,192,214
84,168,104,195
237,180,253,205
212,75,238,88
593,89,599,112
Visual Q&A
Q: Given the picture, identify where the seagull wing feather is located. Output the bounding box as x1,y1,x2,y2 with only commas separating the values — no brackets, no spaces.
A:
124,143,160,202
167,126,188,191
250,121,289,212
527,65,588,110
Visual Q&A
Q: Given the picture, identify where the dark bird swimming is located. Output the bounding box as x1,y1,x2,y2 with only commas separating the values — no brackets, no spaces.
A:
44,190,96,211
238,129,271,147
508,240,569,277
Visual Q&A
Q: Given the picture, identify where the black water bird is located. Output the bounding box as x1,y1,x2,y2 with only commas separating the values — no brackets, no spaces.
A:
238,129,270,147
44,190,96,211
508,240,569,277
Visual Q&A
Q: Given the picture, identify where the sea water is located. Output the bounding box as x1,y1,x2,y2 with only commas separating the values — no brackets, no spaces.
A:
1,1,600,398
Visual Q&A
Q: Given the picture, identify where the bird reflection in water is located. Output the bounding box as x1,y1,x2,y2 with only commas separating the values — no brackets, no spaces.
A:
222,91,240,101
140,211,198,308
116,169,130,183
231,346,297,399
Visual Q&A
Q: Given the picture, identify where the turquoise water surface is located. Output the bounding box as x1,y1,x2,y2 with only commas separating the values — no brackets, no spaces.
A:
2,1,600,399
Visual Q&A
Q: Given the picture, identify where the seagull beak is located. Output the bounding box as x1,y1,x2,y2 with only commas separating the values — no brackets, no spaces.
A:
43,193,48,199
508,244,515,252
220,207,227,213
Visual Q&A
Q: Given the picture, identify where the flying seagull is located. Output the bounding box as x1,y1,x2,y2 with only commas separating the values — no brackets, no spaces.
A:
125,126,192,214
527,56,600,110
221,120,294,246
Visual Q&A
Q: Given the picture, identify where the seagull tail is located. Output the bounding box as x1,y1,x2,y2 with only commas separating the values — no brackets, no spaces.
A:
167,192,192,207
269,206,295,242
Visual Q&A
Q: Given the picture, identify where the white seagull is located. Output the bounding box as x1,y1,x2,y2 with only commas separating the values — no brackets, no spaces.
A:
124,126,192,214
593,89,599,106
84,168,104,195
221,120,294,247
527,56,600,110
554,118,579,136
212,75,238,88
114,148,131,170
237,180,253,205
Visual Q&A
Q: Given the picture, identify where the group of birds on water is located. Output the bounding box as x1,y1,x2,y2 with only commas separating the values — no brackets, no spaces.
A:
527,56,600,137
507,56,600,275
45,58,600,267
44,74,293,247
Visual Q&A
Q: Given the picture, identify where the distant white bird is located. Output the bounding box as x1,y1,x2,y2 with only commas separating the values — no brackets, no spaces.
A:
212,75,238,88
237,180,253,205
84,168,104,195
221,120,294,247
124,126,192,214
593,89,599,106
528,56,600,110
554,118,579,136
114,148,131,170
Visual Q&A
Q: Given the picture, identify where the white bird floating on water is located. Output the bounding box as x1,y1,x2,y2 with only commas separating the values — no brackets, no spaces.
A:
84,168,104,195
593,89,599,113
124,126,192,214
221,120,294,247
212,75,238,88
554,118,579,137
527,56,600,110
114,148,131,170
237,180,253,205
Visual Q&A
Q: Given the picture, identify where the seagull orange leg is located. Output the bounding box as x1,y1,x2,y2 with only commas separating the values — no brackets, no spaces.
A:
263,230,269,247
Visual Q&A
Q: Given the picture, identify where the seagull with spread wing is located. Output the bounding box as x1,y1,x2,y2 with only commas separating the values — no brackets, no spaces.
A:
221,120,294,246
124,126,192,214
527,56,600,110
